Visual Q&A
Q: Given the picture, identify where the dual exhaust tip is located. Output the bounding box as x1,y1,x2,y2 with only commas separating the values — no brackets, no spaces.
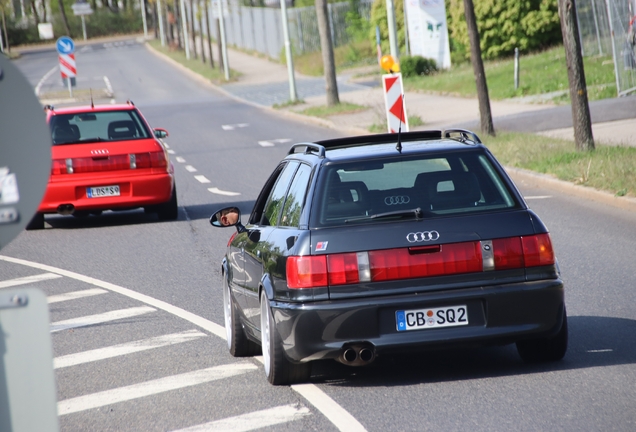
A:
338,343,376,366
57,204,75,215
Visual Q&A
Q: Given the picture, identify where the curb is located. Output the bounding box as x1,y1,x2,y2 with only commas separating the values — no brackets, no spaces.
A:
145,42,635,214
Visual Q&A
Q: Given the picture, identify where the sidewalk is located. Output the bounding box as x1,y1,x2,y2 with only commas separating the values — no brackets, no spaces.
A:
211,43,635,147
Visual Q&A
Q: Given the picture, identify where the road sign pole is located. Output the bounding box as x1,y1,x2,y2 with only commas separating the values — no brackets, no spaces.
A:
81,15,87,41
141,0,148,38
67,74,73,98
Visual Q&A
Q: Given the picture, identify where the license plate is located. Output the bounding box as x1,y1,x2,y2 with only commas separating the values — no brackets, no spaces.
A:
87,185,120,198
396,305,468,331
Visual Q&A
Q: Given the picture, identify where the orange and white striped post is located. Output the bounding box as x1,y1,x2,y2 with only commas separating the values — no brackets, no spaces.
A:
382,73,408,133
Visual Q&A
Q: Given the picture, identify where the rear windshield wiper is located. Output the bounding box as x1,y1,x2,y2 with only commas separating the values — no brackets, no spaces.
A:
345,208,426,223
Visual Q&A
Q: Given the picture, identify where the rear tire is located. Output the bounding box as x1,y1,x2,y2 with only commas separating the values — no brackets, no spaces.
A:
516,308,568,363
260,291,311,385
223,275,260,357
25,213,44,230
157,184,178,221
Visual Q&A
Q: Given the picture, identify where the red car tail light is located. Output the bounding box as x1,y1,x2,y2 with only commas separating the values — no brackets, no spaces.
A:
522,233,555,267
51,159,68,175
287,256,328,289
492,237,524,270
133,151,168,169
327,253,360,285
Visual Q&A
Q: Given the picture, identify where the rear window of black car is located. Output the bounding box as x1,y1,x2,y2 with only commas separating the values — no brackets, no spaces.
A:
49,110,151,145
312,151,518,227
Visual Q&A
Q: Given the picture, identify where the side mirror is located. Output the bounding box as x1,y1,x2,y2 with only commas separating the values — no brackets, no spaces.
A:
210,206,241,228
154,128,169,139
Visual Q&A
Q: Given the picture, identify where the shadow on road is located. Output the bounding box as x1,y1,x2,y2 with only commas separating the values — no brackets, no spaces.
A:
310,315,636,387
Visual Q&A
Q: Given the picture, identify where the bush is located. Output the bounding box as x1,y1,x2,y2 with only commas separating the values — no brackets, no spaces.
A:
400,55,437,77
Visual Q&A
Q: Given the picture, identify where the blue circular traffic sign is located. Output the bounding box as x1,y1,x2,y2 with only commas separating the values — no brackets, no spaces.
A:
56,36,75,55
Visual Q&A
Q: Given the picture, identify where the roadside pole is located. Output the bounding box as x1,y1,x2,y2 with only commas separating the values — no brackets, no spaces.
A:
217,0,229,80
385,0,399,59
279,0,297,102
180,0,190,59
157,0,166,46
141,0,148,38
71,1,93,41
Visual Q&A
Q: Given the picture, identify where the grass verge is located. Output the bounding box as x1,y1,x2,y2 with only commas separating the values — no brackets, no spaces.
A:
404,46,616,102
300,102,367,117
483,131,636,197
147,40,239,83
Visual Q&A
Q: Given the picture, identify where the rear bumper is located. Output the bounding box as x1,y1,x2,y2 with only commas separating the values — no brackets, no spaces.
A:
38,172,173,213
271,278,565,363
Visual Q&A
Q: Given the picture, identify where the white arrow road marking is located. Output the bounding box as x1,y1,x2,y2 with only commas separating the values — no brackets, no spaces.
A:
258,138,292,147
171,404,311,432
47,288,108,304
0,272,62,289
50,306,156,333
103,76,114,97
207,187,241,196
185,165,198,172
57,362,258,416
54,329,207,369
194,175,211,184
0,255,367,432
175,156,186,163
221,123,249,131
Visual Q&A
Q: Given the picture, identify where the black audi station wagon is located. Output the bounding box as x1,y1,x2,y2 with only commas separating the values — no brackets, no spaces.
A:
210,130,567,385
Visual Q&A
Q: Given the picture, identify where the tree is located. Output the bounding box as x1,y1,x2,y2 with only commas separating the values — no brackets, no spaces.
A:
557,0,594,151
315,0,339,106
463,0,494,136
0,0,9,53
58,0,72,37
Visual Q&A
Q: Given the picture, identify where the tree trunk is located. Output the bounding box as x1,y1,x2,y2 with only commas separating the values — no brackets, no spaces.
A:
1,9,9,53
30,0,40,25
315,0,339,106
198,1,205,63
558,0,594,151
174,0,181,49
58,0,72,37
216,18,223,70
463,0,494,136
204,0,214,68
42,0,47,22
153,1,158,39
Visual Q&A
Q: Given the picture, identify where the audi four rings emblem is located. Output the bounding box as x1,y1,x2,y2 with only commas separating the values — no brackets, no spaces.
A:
385,195,410,205
406,231,440,242
91,149,109,155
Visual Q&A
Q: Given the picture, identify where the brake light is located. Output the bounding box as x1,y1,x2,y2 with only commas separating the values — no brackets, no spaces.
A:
522,233,555,267
51,159,68,175
287,256,328,289
133,151,168,169
492,237,524,270
327,253,360,285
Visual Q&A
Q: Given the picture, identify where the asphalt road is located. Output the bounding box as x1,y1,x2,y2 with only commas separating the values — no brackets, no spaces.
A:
2,38,635,431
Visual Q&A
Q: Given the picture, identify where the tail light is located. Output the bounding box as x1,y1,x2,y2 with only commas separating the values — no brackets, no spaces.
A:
286,234,555,289
50,151,168,175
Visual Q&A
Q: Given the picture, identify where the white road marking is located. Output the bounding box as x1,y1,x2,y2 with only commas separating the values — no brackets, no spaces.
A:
221,123,249,131
171,404,311,432
207,187,241,196
175,156,186,163
0,255,365,431
50,306,156,333
0,272,62,289
168,149,176,154
524,195,552,200
292,384,367,432
103,76,114,97
35,65,59,96
54,329,207,369
164,143,170,149
194,175,211,183
587,349,613,353
185,165,198,172
57,362,258,416
258,138,291,148
47,288,108,304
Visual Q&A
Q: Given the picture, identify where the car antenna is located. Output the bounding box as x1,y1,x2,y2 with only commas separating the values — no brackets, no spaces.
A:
396,93,404,153
90,88,94,108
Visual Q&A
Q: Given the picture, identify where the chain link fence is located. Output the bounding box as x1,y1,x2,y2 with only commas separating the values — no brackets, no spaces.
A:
201,0,372,60
577,0,636,96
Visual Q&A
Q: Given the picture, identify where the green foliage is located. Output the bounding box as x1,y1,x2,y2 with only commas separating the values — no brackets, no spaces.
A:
446,0,562,62
369,0,406,56
400,55,437,77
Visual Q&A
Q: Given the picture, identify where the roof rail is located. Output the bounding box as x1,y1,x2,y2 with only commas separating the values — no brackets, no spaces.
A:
126,99,135,106
288,142,326,158
442,128,482,144
43,104,54,111
315,130,443,150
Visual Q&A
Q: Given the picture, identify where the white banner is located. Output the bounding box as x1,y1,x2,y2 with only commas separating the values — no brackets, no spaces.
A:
405,0,451,69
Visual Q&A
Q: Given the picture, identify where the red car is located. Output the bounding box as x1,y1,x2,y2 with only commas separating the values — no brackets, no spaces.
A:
26,102,177,230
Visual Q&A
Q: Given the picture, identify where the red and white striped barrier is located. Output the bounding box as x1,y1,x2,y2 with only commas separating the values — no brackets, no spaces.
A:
382,73,409,133
58,53,77,79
